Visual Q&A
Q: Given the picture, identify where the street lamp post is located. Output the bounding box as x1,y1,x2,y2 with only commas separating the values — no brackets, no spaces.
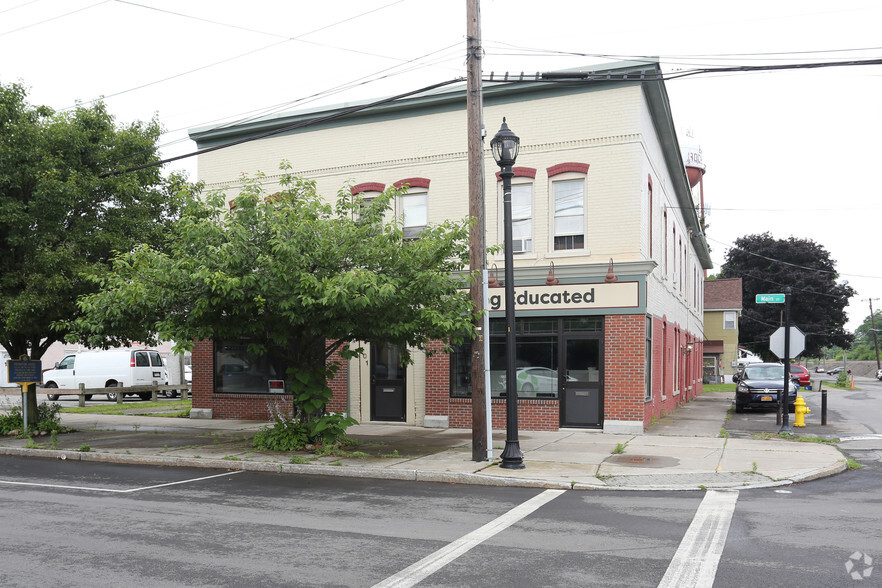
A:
491,118,524,470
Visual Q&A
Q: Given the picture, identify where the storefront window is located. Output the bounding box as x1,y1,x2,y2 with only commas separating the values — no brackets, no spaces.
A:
451,317,602,399
215,340,289,394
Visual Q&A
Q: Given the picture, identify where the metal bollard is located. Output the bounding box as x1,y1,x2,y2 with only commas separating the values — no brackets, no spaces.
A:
78,383,86,407
151,381,158,402
821,386,827,426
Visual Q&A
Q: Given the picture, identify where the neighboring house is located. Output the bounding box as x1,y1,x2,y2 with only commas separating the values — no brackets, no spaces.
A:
187,59,713,434
702,278,742,383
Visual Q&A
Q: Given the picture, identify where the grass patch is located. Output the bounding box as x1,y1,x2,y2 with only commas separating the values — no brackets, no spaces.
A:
314,444,369,459
60,400,192,415
718,427,730,439
612,443,626,454
751,432,840,444
846,458,863,470
379,449,404,459
703,384,735,393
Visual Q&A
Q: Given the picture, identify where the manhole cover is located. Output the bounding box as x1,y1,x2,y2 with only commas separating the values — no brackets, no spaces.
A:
607,454,680,468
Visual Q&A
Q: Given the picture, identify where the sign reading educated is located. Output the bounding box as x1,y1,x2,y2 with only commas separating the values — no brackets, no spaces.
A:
6,355,43,385
755,293,786,304
488,281,639,312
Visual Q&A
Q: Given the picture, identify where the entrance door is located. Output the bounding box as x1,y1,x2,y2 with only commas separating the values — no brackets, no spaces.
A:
371,344,406,421
560,337,602,428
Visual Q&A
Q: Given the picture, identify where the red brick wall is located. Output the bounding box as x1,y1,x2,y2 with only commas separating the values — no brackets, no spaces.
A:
425,341,449,418
192,339,348,420
604,314,645,424
448,397,561,431
643,317,703,426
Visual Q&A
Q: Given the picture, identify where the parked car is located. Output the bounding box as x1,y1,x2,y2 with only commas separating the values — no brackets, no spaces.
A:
828,366,851,376
789,364,811,388
41,349,167,401
814,366,826,373
876,369,882,381
734,362,798,414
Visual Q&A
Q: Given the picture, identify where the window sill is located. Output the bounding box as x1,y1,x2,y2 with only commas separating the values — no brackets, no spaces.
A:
546,247,591,258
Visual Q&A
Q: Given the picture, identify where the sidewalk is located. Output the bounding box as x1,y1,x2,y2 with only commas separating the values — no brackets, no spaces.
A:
0,392,847,491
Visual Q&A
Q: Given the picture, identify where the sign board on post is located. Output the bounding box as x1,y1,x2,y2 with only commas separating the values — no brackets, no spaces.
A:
6,355,42,384
769,326,806,359
756,293,786,304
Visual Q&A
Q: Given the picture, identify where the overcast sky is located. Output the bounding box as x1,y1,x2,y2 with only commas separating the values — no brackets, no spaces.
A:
3,0,881,332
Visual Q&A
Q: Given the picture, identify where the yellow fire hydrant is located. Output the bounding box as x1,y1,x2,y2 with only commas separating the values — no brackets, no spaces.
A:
794,395,810,427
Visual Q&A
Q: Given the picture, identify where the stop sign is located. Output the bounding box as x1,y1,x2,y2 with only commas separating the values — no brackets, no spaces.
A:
769,326,805,359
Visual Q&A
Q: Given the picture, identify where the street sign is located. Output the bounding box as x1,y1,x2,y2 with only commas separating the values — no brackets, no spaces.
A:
769,326,806,359
756,293,786,304
6,355,42,384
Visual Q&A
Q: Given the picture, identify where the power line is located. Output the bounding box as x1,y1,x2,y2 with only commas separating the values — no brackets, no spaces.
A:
64,0,425,111
0,0,40,15
0,0,109,36
706,236,882,280
101,77,465,178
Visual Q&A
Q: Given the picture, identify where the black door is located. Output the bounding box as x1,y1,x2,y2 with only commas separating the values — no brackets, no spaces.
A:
560,336,603,428
371,344,406,421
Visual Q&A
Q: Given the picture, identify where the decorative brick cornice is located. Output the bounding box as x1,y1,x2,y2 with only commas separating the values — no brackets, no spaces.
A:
495,166,537,181
393,177,431,189
350,182,385,195
547,162,590,177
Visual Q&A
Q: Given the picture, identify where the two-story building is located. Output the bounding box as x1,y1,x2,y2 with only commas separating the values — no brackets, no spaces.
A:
187,59,713,434
702,278,743,383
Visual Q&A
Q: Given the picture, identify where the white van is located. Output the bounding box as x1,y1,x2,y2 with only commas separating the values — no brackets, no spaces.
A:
42,349,168,401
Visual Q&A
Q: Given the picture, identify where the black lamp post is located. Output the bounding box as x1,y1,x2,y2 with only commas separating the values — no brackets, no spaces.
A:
491,118,524,470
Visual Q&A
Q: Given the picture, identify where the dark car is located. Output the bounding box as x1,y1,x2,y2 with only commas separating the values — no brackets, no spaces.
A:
734,362,798,413
828,366,851,376
789,364,811,388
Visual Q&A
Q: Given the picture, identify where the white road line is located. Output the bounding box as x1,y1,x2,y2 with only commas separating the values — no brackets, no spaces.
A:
373,488,566,588
839,434,882,442
658,490,739,588
0,470,243,493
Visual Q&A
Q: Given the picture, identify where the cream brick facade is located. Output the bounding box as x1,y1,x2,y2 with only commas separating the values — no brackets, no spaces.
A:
190,61,714,431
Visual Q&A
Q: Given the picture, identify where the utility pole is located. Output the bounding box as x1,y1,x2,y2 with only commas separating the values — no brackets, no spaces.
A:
865,298,881,370
466,0,488,461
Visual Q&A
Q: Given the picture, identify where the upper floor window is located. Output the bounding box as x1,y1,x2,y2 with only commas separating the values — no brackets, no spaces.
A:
402,191,427,238
350,183,385,221
547,163,588,252
511,182,533,253
553,179,585,250
394,177,430,239
724,311,737,330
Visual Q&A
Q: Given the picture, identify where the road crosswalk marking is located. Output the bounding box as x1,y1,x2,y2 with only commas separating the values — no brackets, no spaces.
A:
373,488,566,588
658,490,739,588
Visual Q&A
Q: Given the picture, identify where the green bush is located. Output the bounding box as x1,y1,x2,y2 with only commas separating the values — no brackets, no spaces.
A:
253,404,357,452
0,402,64,435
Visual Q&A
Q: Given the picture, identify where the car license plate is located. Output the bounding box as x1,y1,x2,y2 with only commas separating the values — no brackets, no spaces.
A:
761,395,773,401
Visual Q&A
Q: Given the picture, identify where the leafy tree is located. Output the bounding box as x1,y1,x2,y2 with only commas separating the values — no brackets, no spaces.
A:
67,165,476,444
719,233,854,359
847,311,882,361
0,81,188,425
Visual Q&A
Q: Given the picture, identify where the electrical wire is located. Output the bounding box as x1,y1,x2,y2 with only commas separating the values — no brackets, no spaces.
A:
63,0,428,111
100,77,465,178
0,0,109,36
0,0,40,15
706,236,882,280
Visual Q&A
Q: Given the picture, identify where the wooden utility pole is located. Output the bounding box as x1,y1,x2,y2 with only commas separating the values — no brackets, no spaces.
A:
466,0,488,461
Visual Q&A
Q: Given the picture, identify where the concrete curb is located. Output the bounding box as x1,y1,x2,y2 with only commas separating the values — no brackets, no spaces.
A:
0,446,847,492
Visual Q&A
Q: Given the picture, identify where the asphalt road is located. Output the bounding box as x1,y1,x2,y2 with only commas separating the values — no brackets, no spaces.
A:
2,455,881,587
